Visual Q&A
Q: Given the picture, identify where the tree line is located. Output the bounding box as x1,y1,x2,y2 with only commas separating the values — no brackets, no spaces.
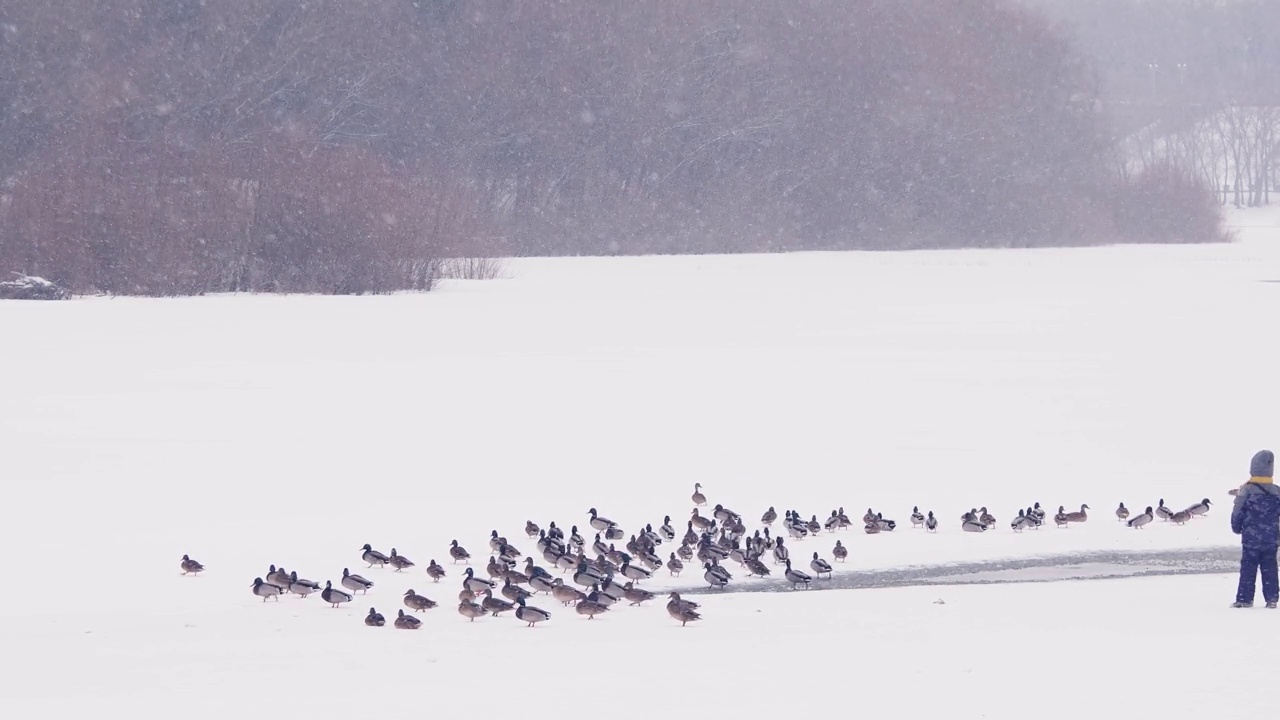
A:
0,0,1232,295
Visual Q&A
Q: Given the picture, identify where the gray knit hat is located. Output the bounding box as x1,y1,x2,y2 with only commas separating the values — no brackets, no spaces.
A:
1252,450,1274,478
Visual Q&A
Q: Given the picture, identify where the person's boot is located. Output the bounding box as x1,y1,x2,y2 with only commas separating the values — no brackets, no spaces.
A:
1233,601,1254,608
1268,602,1277,609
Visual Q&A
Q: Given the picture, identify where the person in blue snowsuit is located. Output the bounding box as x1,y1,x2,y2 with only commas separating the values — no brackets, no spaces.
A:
1231,450,1280,608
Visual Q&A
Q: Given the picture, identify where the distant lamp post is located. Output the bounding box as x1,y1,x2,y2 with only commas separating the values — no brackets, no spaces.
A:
1176,63,1187,86
1147,63,1159,94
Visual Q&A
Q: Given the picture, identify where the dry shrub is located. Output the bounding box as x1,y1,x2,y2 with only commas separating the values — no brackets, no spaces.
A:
1110,164,1228,244
440,257,508,281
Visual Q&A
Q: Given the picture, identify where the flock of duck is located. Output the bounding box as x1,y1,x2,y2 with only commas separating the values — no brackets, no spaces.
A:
177,484,1215,630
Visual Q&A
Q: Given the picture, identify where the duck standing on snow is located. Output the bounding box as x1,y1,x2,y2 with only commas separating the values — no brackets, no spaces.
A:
1116,503,1130,522
784,559,812,589
1010,509,1034,533
525,520,541,538
1063,504,1090,524
365,608,386,626
404,589,438,612
925,511,938,532
361,544,391,568
588,507,618,533
1187,498,1212,518
266,565,290,589
426,560,446,582
515,596,551,627
704,562,730,590
1128,506,1154,529
1156,499,1173,522
389,548,415,572
288,571,321,597
481,590,515,616
1054,506,1070,527
832,540,848,562
667,592,701,626
342,568,374,594
1031,503,1046,523
449,540,471,564
321,580,353,608
458,598,486,621
623,581,656,606
576,591,611,619
180,554,204,576
911,507,926,528
394,609,422,630
961,512,986,533
463,567,496,594
667,553,684,576
809,552,833,579
772,537,789,564
761,506,778,526
1170,509,1192,524
251,577,281,602
691,483,707,506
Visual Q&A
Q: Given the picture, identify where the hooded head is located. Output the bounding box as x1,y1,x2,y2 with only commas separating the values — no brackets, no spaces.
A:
1251,450,1274,480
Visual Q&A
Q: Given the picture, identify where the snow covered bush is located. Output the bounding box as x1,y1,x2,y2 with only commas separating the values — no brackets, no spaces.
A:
0,274,70,300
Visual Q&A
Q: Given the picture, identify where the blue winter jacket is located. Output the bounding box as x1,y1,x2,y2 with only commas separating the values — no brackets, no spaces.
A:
1231,480,1280,548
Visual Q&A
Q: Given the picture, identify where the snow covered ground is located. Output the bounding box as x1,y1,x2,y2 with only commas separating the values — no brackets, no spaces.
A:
3,206,1279,713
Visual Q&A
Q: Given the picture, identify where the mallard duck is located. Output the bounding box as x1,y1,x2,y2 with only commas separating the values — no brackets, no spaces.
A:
745,557,771,577
525,520,541,538
591,534,611,558
1156,499,1173,521
622,581,656,606
251,577,281,602
691,509,714,532
667,553,684,576
1127,506,1154,529
1170,508,1192,525
388,548,415,572
806,514,823,535
875,513,896,531
1025,507,1043,529
458,588,476,603
515,596,551,627
761,506,778,526
910,507,926,528
863,508,876,525
569,526,586,552
572,560,605,588
588,508,617,533
598,577,627,604
691,483,707,506
978,507,996,528
925,511,938,532
554,552,577,573
864,521,881,535
787,520,809,540
463,567,496,594
667,592,701,626
1053,506,1070,527
772,537,789,564
266,565,290,589
551,578,586,606
481,590,514,616
832,540,848,562
341,568,373,594
1031,503,1046,522
1011,509,1034,532
1063,504,1089,523
365,607,386,626
604,526,625,541
502,577,532,603
607,543,627,566
1115,503,1130,522
659,516,676,541
321,580,353,608
403,589,437,612
529,574,556,594
361,544,390,568
394,609,421,629
503,567,530,586
179,554,204,576
576,592,611,619
449,540,471,564
620,558,652,582
424,560,446,583
809,552,832,579
458,599,486,621
489,530,506,553
784,559,812,589
677,543,694,561
961,512,986,532
1187,498,1212,517
823,511,841,532
288,571,321,597
713,504,740,525
523,557,550,580
704,562,730,590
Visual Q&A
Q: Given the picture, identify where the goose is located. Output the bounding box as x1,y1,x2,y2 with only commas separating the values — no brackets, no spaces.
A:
772,537,789,565
1170,509,1192,525
1053,506,1070,528
1187,498,1212,518
623,581,656,606
569,526,586,552
809,552,832,579
321,580,353,608
341,568,374,594
525,520,541,538
361,544,391,568
576,592,611,619
388,548,415,572
704,562,730,590
1156,499,1173,521
659,516,676,541
588,508,617,533
961,512,987,533
515,596,551,627
463,567,497,594
1116,503,1130,522
426,560,447,582
910,507,926,528
1011,509,1034,532
1127,506,1154,529
288,571,321,597
251,577,281,602
529,574,556,594
925,511,938,532
620,558,652,582
449,540,471,564
551,578,587,606
691,483,707,506
761,506,778,526
832,540,848,562
180,554,204,576
667,553,684,576
266,565,290,590
394,609,421,630
458,599,486,621
404,589,438,612
365,607,386,627
489,530,506,553
481,590,515,616
502,578,532,603
667,592,702,626
1063,504,1090,523
784,560,812,589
